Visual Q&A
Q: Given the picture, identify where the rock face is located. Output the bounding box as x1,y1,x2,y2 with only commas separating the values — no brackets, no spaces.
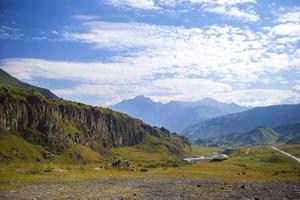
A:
0,87,183,154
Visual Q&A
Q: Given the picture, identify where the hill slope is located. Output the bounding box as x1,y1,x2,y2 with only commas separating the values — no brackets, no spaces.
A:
217,127,280,146
0,86,188,163
0,68,58,98
183,104,300,140
274,123,300,143
208,123,300,146
110,96,247,132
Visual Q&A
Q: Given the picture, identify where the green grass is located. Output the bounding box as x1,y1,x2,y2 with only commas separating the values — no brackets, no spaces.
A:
1,134,299,188
53,144,103,164
183,146,222,157
0,134,47,162
110,142,179,166
274,144,300,157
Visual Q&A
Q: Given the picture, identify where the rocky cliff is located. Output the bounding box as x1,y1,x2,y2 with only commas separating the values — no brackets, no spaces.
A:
0,87,187,155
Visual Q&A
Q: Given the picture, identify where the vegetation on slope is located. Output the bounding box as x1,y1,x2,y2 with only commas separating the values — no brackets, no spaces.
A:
183,104,300,140
195,123,300,146
0,145,299,185
0,68,58,98
217,127,280,146
0,86,189,165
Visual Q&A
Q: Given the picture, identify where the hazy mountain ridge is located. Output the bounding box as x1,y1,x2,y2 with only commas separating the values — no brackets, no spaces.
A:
184,104,300,140
196,123,300,146
110,96,248,132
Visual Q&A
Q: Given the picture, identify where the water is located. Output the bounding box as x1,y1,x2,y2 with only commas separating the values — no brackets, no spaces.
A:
184,153,229,162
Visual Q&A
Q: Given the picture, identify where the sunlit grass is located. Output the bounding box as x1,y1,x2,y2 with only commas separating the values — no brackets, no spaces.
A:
1,144,299,190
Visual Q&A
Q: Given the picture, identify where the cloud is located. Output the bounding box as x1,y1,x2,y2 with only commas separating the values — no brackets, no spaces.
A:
63,21,170,50
72,15,100,21
202,4,259,22
0,25,23,40
105,0,159,10
0,58,150,84
160,0,256,6
63,20,299,85
1,53,298,107
275,7,300,23
216,89,296,107
104,0,259,22
271,22,300,36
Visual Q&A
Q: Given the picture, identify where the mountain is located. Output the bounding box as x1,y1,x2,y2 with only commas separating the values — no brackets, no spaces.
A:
0,71,189,163
110,96,248,132
0,68,58,99
0,86,188,162
274,123,300,143
207,123,300,146
183,104,300,140
287,136,300,144
217,127,280,146
188,97,248,113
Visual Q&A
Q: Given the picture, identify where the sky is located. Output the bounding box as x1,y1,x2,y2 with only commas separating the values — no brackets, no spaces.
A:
0,0,299,107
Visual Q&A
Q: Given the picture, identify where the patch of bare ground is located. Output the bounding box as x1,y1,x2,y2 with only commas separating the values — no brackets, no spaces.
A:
0,178,299,200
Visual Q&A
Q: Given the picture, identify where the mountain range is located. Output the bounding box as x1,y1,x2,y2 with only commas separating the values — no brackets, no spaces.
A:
196,123,300,146
184,104,300,141
110,95,248,132
1,68,299,149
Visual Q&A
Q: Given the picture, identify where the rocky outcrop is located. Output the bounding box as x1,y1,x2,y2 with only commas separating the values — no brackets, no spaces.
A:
0,87,187,154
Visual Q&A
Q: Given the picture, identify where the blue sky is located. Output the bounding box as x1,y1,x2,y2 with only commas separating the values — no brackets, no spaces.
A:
0,0,299,106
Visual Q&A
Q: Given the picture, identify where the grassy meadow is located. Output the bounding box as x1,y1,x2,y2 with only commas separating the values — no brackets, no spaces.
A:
1,134,299,190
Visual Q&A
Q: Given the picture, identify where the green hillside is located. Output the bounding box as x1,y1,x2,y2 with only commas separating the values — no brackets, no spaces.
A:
200,123,300,146
0,86,189,165
183,104,300,140
286,136,300,144
216,127,279,146
275,123,300,143
0,68,58,98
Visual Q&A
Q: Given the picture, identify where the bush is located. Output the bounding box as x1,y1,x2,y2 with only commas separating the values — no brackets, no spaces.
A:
145,160,190,168
31,165,54,174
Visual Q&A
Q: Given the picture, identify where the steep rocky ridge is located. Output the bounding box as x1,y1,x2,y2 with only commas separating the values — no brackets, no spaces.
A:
0,87,188,157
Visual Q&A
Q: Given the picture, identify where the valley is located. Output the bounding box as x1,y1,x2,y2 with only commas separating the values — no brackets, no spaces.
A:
0,69,299,199
0,145,299,199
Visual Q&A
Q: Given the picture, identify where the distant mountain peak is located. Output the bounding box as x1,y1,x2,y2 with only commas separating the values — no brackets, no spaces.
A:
133,95,152,101
199,97,219,104
110,95,248,133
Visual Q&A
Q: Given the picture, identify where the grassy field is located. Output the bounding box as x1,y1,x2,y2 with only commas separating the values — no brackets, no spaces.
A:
1,144,299,190
183,146,222,157
274,144,300,157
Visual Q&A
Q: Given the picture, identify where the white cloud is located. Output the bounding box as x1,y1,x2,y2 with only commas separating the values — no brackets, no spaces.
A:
105,0,159,10
271,23,300,36
0,58,150,84
216,89,296,107
202,4,259,22
170,0,260,22
0,25,23,40
104,0,259,22
52,78,232,106
275,7,300,23
160,0,256,6
63,21,299,85
72,15,99,21
64,21,172,50
1,50,298,107
2,4,300,107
